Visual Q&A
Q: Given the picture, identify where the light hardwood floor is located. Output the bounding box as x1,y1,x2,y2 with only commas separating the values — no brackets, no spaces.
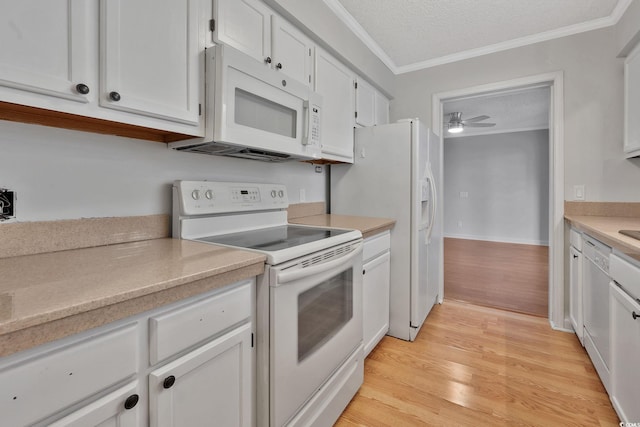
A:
444,238,549,317
336,300,618,427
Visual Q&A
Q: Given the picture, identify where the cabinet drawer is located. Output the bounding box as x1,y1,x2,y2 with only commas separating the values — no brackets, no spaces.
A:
610,253,640,300
0,323,138,427
150,280,252,365
363,231,390,262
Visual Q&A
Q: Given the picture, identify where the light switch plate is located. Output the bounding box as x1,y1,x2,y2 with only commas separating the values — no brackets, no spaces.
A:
573,185,585,200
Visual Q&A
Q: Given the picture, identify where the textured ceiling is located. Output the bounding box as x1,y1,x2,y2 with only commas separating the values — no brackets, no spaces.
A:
328,0,631,72
443,86,550,138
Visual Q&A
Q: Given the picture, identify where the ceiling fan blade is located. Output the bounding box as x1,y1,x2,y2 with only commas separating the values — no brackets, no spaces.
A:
462,115,490,123
465,122,496,127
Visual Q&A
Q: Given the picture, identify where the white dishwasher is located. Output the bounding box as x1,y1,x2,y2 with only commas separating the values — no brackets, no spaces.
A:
582,234,611,393
609,251,640,423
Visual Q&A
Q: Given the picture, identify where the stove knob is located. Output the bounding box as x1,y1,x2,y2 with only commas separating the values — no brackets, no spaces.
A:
204,190,213,200
271,190,277,198
278,190,284,198
191,190,200,200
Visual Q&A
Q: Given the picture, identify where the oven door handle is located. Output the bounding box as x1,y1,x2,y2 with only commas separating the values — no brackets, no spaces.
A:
276,242,363,284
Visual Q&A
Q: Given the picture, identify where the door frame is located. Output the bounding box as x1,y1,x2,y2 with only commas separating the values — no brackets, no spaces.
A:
431,71,567,330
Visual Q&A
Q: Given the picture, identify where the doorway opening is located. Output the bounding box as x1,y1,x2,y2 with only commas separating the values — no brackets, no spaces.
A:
442,87,550,316
432,72,566,329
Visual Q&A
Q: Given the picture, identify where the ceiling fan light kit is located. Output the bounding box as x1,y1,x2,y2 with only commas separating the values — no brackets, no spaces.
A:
447,122,464,133
445,112,496,134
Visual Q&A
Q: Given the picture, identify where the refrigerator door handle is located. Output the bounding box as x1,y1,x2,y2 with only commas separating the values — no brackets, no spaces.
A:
425,163,437,244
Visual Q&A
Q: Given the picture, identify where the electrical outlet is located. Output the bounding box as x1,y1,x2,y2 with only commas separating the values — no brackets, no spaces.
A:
315,166,322,173
0,189,15,221
573,185,585,201
457,221,463,228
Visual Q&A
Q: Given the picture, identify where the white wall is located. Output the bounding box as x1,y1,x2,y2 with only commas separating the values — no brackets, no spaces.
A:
0,121,325,222
444,130,549,245
393,26,640,202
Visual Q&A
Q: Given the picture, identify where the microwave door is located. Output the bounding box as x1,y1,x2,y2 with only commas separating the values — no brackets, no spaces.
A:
214,45,320,160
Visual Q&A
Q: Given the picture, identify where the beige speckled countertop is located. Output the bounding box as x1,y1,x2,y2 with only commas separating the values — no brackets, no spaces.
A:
0,238,265,357
565,215,640,262
289,214,395,239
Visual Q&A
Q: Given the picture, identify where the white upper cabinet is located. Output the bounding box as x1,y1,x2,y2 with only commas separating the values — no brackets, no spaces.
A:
213,0,313,88
624,42,640,158
100,0,201,125
0,0,204,137
355,77,389,127
375,91,390,126
0,0,92,104
271,16,314,86
213,0,271,64
315,47,356,163
355,78,376,127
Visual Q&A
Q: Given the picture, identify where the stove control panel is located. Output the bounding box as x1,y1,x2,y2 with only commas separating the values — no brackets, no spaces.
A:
174,181,288,215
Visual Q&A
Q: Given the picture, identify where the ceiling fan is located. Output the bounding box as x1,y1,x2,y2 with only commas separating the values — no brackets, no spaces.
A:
445,112,496,133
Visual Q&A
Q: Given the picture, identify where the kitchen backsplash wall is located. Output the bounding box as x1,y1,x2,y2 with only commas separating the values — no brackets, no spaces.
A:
0,120,325,222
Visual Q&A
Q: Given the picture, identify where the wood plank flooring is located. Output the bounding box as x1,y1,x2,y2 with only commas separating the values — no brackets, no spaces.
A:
444,238,549,317
336,300,618,427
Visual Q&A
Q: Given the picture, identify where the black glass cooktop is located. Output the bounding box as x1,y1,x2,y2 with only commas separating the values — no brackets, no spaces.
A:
196,225,351,252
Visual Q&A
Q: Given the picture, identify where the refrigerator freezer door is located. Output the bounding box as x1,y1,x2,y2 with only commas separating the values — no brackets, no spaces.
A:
410,121,433,336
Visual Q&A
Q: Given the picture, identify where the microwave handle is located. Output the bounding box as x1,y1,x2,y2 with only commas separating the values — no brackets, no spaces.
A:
302,100,310,145
276,242,363,284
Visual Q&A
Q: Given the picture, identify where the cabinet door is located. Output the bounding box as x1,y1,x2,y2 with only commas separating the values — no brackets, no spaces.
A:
624,42,640,158
214,0,272,64
569,247,583,345
0,0,91,103
610,283,640,422
271,16,313,87
149,323,253,427
48,382,141,427
355,78,376,127
363,251,390,357
101,0,200,125
315,48,355,163
375,91,390,125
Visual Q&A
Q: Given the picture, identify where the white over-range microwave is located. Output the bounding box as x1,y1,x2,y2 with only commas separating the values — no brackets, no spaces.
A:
170,44,322,162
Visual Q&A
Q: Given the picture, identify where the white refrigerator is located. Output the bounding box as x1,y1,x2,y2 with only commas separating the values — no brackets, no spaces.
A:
331,119,442,341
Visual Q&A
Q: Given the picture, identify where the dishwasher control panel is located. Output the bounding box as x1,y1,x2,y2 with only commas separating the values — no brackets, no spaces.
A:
583,234,611,273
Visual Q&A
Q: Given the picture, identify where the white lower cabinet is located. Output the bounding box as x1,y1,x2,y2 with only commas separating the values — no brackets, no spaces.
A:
362,231,391,356
568,228,584,345
0,278,255,427
609,254,640,423
149,323,253,427
49,381,141,427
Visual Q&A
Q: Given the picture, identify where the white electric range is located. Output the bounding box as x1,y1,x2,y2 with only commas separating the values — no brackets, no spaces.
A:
173,181,364,427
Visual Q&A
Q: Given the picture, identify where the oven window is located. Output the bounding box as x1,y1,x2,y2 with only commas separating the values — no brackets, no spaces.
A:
234,88,297,138
298,269,353,362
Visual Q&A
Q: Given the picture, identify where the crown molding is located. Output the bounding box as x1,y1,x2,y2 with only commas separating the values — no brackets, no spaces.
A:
322,0,398,73
325,0,635,75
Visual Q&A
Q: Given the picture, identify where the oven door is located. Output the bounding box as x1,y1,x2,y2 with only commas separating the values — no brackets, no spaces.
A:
270,240,363,427
211,44,321,159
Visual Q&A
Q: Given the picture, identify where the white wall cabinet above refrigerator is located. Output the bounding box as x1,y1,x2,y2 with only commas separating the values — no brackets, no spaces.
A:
0,0,204,137
355,78,390,128
315,47,356,163
624,41,640,158
213,0,314,88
